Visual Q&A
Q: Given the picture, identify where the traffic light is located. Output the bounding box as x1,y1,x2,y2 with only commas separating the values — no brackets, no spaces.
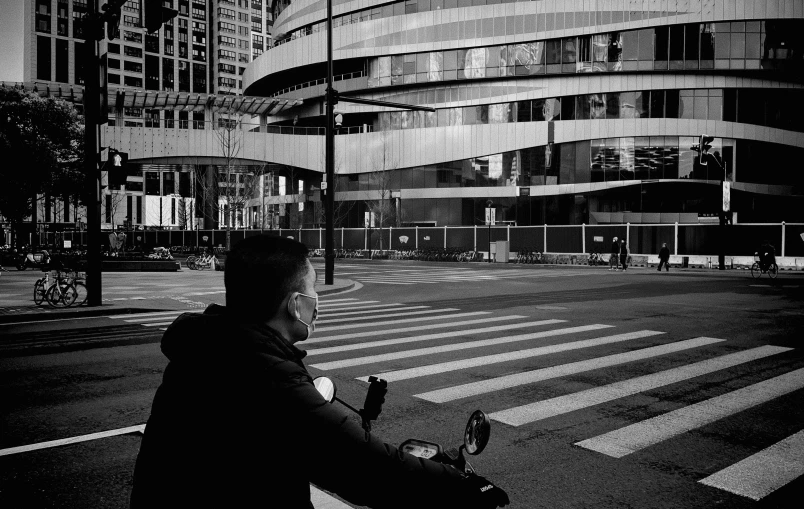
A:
144,0,179,34
699,135,714,165
107,149,129,188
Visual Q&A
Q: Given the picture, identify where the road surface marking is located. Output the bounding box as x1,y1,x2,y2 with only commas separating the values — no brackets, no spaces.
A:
315,312,493,332
127,314,190,323
319,305,425,317
318,300,380,308
698,429,804,501
576,365,804,458
316,308,459,324
310,324,613,370
306,320,565,356
109,310,194,319
491,345,791,427
0,425,146,457
317,298,360,303
413,334,712,401
305,316,525,344
311,487,354,509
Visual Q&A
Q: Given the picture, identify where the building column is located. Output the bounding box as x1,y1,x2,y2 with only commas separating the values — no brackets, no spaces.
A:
203,165,218,230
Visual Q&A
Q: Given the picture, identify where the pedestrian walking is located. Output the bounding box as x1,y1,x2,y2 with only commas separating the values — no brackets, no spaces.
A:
619,239,629,271
609,237,620,271
657,242,670,271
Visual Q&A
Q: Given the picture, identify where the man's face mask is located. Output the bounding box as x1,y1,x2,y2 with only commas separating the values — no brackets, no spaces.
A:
289,292,318,341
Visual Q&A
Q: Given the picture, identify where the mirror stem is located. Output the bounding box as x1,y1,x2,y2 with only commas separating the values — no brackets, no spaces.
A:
334,396,361,415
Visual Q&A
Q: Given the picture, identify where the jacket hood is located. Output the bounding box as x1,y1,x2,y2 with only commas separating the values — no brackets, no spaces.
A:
160,304,307,364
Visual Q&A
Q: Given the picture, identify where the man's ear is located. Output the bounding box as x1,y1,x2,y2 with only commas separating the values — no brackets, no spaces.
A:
286,292,301,320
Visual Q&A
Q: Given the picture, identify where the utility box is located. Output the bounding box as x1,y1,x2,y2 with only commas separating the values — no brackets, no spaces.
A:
495,241,510,263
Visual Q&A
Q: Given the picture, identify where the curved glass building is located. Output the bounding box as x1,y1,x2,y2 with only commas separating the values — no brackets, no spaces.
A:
245,0,804,227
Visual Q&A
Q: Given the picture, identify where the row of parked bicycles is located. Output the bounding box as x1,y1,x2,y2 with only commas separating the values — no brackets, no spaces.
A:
33,267,87,308
514,250,546,264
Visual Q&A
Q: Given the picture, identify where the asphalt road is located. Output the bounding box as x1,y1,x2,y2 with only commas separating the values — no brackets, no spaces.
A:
1,261,803,508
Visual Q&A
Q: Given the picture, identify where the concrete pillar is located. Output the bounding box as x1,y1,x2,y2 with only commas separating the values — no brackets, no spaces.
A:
260,113,267,133
444,226,447,249
674,222,679,255
543,225,547,253
781,222,786,257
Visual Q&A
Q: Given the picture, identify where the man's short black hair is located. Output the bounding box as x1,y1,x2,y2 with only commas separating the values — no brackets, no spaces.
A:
225,235,310,318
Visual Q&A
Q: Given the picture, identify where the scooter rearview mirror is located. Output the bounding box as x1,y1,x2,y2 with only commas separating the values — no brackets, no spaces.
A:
313,376,337,403
463,410,490,455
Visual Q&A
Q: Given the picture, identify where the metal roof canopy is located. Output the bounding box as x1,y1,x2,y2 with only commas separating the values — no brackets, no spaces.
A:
0,81,301,116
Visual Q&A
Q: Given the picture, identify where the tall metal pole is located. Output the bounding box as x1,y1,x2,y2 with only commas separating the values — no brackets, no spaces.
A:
324,0,335,284
83,0,102,306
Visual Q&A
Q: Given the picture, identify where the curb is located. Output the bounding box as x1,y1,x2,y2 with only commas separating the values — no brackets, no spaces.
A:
0,306,164,325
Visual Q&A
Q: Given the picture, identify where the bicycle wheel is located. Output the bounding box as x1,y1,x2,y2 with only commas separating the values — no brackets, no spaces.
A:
60,283,78,307
45,284,64,308
768,263,778,279
71,281,87,305
750,263,761,279
185,256,196,268
33,279,47,306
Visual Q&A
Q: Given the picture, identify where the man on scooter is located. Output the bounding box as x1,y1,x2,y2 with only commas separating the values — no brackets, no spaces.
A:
131,235,509,509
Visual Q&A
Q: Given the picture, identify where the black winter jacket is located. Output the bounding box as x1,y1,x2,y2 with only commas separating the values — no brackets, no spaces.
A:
131,304,470,509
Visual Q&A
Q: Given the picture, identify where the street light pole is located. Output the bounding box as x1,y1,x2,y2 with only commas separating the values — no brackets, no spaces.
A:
82,0,102,306
324,0,335,285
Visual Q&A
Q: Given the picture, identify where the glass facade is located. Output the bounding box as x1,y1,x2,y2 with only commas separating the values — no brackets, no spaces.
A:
365,21,803,88
337,137,804,192
372,88,804,133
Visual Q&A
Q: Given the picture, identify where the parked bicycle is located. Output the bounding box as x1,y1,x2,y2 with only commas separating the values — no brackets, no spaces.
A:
587,252,606,266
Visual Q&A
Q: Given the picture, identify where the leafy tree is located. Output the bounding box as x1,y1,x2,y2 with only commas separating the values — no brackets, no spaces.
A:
0,86,84,247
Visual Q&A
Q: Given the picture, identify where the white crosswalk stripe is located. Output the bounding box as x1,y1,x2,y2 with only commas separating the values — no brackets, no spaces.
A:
300,298,803,501
309,324,613,370
574,363,802,458
698,429,804,501
307,319,565,357
394,331,673,390
490,345,791,427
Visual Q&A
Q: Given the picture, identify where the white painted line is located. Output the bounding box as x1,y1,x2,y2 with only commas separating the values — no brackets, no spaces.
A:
126,314,188,323
184,290,226,296
318,301,380,308
698,429,804,501
314,312,493,333
317,298,360,303
0,425,146,457
109,310,192,319
143,322,175,327
317,303,407,313
305,315,526,344
310,486,354,509
318,304,412,317
576,365,804,458
130,297,146,300
491,345,792,427
306,320,566,356
310,324,613,370
320,305,429,318
316,308,460,324
413,334,711,402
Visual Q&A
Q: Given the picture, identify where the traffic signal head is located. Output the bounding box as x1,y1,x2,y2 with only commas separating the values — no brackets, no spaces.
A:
699,135,715,165
107,150,129,188
144,0,179,34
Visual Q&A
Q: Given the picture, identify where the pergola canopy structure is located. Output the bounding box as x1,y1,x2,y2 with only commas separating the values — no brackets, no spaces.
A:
0,81,301,116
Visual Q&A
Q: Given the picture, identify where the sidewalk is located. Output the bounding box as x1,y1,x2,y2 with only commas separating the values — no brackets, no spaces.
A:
0,277,356,324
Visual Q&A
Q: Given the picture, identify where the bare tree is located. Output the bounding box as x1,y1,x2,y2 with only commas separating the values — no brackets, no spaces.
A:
102,189,126,229
365,133,398,254
316,155,355,228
